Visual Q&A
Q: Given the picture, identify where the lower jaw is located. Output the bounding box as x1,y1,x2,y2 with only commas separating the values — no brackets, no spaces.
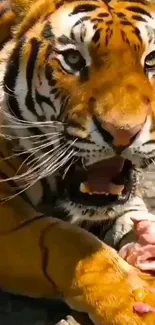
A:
56,192,133,223
66,189,132,208
61,158,138,209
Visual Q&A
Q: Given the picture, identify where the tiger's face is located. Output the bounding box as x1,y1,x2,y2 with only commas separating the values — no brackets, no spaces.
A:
3,0,155,220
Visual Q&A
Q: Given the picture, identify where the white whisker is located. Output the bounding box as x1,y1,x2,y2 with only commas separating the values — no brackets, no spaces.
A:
44,149,77,177
0,131,62,141
62,156,79,180
0,138,65,182
27,141,66,171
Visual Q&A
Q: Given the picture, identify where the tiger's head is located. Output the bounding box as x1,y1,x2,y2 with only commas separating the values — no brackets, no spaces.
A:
2,0,155,221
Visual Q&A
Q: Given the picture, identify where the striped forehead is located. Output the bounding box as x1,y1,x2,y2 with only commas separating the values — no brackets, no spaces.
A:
50,8,95,44
50,8,155,50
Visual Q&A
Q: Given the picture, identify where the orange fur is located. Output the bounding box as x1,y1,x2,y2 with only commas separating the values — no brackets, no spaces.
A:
0,0,15,44
4,0,155,134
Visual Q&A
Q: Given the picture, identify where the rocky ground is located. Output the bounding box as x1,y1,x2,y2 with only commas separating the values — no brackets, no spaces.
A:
142,164,155,214
1,165,155,325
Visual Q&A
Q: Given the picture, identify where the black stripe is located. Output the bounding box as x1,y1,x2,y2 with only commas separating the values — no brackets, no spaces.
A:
52,57,72,75
58,35,73,45
35,89,56,113
55,0,64,9
106,20,113,25
69,4,99,16
97,12,109,18
126,6,151,18
133,26,142,44
120,20,132,25
3,38,24,120
25,38,41,116
42,22,53,40
118,0,148,5
92,28,101,43
91,18,104,23
80,66,89,82
121,30,130,44
70,16,90,41
0,6,10,18
73,16,90,27
131,14,147,22
70,28,76,41
58,95,69,119
93,116,113,144
27,126,44,137
0,215,44,233
45,64,57,87
143,139,155,145
116,12,126,18
66,120,86,132
106,28,113,46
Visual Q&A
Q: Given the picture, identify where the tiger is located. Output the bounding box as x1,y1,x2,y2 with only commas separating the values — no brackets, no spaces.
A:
1,0,155,323
0,0,155,248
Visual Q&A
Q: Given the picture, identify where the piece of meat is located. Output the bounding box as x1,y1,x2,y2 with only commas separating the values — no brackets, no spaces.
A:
119,216,155,315
119,217,155,272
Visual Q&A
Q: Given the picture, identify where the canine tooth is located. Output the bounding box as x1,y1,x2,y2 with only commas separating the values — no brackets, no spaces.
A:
90,191,110,195
80,183,89,193
80,184,111,196
109,183,124,195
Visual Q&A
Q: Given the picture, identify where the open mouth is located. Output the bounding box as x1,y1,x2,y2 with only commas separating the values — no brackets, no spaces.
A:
64,156,135,207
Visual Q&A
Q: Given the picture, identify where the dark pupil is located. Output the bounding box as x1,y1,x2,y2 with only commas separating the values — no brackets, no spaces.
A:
145,50,155,66
64,50,85,70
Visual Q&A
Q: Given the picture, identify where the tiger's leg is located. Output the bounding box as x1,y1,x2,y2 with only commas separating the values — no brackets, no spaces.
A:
55,197,155,325
2,215,155,325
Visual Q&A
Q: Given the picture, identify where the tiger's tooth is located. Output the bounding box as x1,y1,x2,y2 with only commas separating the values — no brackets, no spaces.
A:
80,184,111,195
80,183,89,193
109,183,124,195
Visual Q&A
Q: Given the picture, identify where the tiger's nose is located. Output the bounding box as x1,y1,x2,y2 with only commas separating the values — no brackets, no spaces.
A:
102,121,143,153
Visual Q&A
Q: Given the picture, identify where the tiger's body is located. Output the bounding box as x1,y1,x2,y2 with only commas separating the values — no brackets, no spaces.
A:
1,1,155,324
1,0,155,251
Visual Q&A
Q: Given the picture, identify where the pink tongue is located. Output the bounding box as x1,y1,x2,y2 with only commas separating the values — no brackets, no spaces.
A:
133,302,155,315
84,156,125,194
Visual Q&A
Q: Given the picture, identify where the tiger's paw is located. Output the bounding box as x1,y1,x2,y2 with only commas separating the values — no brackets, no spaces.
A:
69,246,155,324
90,270,155,324
55,316,80,325
55,314,91,325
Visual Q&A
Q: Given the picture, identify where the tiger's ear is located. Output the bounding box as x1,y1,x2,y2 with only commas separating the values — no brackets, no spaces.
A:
9,0,37,20
9,0,55,37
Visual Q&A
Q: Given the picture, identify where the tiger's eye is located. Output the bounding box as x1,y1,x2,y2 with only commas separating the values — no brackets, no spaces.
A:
63,49,86,71
145,50,155,69
66,51,81,65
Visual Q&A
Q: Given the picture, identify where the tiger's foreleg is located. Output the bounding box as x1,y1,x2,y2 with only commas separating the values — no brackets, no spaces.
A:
1,214,155,325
